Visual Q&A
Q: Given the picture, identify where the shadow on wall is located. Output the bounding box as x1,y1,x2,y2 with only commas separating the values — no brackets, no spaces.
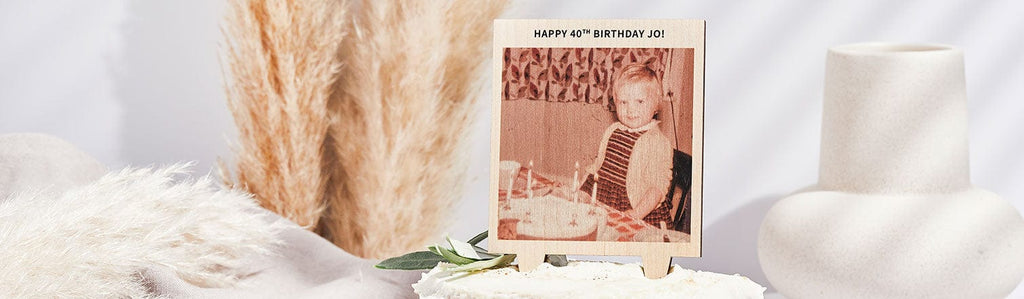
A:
111,1,231,172
673,195,780,292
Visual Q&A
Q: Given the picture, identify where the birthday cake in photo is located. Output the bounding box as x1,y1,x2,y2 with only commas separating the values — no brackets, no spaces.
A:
413,261,766,298
498,195,609,241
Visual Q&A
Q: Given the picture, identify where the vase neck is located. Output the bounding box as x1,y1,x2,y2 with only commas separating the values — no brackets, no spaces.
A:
818,43,971,194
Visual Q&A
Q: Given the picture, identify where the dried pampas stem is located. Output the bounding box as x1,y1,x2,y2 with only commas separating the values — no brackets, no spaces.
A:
324,0,507,258
220,0,346,229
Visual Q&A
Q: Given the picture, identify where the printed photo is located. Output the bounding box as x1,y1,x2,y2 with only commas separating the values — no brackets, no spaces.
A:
495,47,696,243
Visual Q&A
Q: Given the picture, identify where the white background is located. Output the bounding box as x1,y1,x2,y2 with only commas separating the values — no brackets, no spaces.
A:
1,0,1021,296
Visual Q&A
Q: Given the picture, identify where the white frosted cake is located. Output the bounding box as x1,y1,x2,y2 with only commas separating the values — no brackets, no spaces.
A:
413,261,766,298
498,195,608,241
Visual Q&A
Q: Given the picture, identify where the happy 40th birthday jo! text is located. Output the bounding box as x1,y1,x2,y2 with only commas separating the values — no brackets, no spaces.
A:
533,29,665,39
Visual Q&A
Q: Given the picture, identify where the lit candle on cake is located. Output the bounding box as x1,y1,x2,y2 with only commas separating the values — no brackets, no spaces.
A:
660,221,670,242
572,161,579,203
506,170,514,201
590,172,598,205
527,160,534,199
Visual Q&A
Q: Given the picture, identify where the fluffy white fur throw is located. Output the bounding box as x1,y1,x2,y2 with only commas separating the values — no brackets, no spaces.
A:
0,164,282,298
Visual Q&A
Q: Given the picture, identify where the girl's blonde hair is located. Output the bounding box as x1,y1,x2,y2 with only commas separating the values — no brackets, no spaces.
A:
612,63,663,99
611,63,664,117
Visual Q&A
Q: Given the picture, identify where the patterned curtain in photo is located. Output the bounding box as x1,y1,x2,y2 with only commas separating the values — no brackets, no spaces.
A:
501,48,669,107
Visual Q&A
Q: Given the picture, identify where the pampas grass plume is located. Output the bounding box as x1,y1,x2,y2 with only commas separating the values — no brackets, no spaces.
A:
220,0,346,230
0,164,281,298
324,0,507,258
219,0,508,258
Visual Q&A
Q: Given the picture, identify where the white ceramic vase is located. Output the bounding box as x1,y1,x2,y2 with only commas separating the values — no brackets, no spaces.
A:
758,43,1024,298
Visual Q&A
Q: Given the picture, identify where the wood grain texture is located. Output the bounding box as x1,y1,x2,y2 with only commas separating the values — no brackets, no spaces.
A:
489,19,705,279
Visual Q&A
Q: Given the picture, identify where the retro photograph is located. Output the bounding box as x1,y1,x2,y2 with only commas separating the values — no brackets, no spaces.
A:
495,47,697,243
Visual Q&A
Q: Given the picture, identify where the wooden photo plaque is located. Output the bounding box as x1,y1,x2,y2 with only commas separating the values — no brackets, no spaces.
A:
488,19,705,279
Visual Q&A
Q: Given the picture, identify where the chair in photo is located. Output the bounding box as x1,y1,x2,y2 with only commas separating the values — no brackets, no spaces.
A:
667,149,692,233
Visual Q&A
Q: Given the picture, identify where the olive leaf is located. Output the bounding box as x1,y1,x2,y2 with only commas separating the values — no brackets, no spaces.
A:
467,231,499,258
374,251,445,270
442,254,517,273
447,236,482,260
434,245,478,265
472,244,500,259
467,231,488,245
375,229,513,272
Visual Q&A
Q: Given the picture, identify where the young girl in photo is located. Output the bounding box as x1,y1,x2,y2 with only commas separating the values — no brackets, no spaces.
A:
578,63,674,227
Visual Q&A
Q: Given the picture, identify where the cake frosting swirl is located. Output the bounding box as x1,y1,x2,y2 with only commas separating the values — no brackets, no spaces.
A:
413,261,765,298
